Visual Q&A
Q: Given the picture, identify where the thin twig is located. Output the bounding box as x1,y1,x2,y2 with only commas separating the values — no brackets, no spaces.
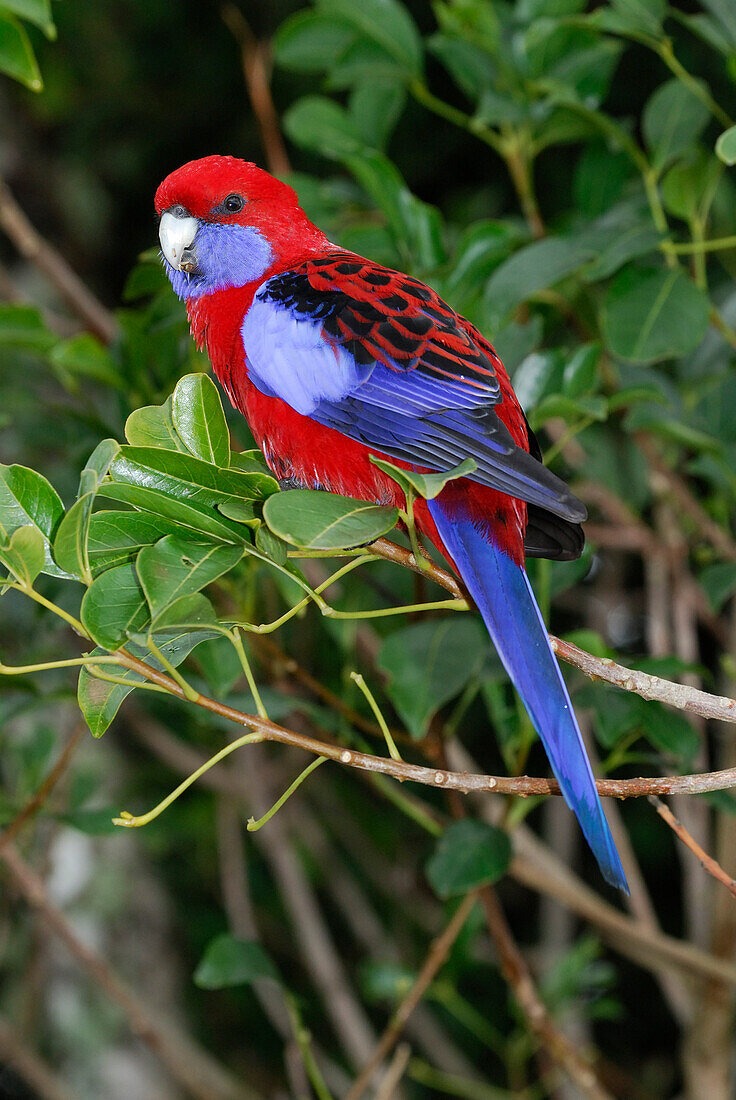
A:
345,892,478,1100
0,177,117,344
0,722,86,855
113,647,736,797
650,796,736,901
0,1015,74,1100
222,5,292,176
1,844,261,1100
479,887,612,1099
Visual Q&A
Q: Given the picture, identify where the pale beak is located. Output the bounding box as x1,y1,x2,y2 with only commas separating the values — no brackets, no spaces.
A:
159,210,200,272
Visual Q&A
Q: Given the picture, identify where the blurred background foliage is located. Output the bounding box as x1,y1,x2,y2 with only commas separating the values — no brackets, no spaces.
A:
1,1,736,1098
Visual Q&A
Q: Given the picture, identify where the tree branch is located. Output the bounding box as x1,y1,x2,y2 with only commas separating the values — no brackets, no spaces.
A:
0,177,117,344
344,892,478,1100
650,795,736,901
0,1015,74,1100
1,844,261,1100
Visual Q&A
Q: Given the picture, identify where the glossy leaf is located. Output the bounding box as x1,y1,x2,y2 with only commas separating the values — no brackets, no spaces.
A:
171,373,230,467
0,463,67,577
78,439,120,498
603,266,710,363
378,618,486,738
716,125,736,166
485,238,595,321
426,820,511,898
194,935,280,989
80,564,149,650
148,592,219,633
0,524,45,586
52,492,94,584
318,0,422,76
97,482,253,545
125,396,190,453
1,0,55,37
0,11,42,89
110,447,277,505
284,96,363,158
88,510,188,574
643,80,710,173
273,10,355,73
136,536,243,619
370,456,477,500
263,489,398,550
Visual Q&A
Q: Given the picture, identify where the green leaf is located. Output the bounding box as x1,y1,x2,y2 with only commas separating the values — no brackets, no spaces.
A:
369,456,477,500
88,510,189,574
0,303,55,350
78,632,217,736
109,447,278,506
263,489,398,550
0,464,67,577
194,934,281,989
511,350,564,411
716,125,736,166
602,266,710,363
582,223,662,283
0,524,45,586
698,563,736,612
1,0,55,37
426,820,511,898
607,0,664,37
80,564,149,650
662,152,723,221
254,524,289,567
97,482,254,545
318,0,423,76
49,334,119,388
79,439,120,498
563,344,600,399
485,238,595,322
643,79,710,173
349,78,406,150
378,619,486,738
148,592,219,633
284,96,363,158
52,493,94,584
427,34,495,100
171,373,230,467
136,536,243,619
125,396,190,453
445,221,524,296
0,12,42,89
699,0,736,50
273,10,355,72
531,393,608,427
230,449,271,476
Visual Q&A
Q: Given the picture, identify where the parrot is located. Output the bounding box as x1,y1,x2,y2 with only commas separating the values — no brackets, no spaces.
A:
155,154,628,893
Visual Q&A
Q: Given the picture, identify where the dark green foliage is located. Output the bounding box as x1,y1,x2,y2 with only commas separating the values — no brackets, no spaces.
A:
1,1,735,1097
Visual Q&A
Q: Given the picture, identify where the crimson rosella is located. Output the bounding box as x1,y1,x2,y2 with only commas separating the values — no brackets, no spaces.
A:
155,155,628,892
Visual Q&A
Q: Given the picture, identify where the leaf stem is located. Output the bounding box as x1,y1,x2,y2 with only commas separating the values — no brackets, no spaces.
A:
146,637,200,702
113,730,263,827
246,755,327,832
229,628,268,718
350,671,402,761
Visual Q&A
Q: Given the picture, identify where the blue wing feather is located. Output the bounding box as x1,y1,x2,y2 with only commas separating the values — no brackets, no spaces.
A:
242,260,586,523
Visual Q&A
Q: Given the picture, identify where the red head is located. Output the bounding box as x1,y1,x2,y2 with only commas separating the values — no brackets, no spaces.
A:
155,155,327,300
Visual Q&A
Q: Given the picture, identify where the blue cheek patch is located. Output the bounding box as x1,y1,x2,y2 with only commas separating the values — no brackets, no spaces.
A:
163,223,274,300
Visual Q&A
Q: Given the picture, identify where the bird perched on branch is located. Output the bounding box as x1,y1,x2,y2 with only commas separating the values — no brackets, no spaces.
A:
156,155,628,892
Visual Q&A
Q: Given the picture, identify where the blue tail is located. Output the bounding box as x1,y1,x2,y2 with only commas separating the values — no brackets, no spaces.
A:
429,501,628,893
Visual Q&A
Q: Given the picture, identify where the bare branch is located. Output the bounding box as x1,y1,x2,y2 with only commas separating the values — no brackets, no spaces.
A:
221,6,292,177
479,886,613,1100
650,795,736,901
0,722,85,855
0,177,117,344
0,1015,74,1100
1,844,261,1100
345,892,477,1100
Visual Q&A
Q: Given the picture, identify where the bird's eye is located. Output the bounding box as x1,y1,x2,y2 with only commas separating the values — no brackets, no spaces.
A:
223,193,244,214
169,203,189,219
